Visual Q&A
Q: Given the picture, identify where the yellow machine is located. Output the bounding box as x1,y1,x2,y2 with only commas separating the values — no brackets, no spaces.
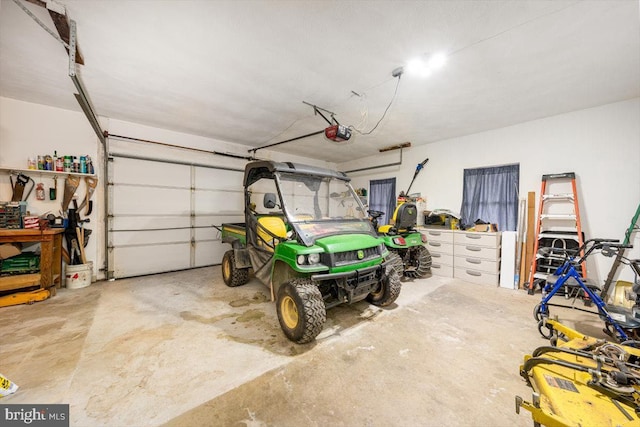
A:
516,319,640,426
0,288,50,307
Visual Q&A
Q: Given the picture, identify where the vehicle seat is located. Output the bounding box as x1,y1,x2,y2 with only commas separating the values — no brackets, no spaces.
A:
395,203,417,230
378,203,417,234
257,216,287,251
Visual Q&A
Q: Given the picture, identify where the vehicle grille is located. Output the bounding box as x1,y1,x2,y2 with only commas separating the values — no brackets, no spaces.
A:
331,246,381,267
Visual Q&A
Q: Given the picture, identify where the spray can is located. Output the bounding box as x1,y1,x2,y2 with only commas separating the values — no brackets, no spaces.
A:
56,154,64,171
80,156,87,173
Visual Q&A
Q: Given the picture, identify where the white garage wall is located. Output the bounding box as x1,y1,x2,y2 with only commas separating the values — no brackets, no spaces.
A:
0,96,334,280
3,96,638,284
339,98,640,284
0,97,103,279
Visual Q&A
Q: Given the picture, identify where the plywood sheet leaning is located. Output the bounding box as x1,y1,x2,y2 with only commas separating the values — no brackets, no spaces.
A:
522,191,535,288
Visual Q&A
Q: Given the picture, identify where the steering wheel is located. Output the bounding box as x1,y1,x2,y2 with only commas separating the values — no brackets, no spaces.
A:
368,210,384,219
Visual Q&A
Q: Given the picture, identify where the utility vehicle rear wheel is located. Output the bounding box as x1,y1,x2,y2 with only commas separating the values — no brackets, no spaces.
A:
367,266,401,307
405,245,432,278
276,278,326,344
222,250,249,287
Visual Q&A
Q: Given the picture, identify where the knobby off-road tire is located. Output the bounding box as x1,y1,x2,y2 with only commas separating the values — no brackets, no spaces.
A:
367,266,401,307
276,278,326,344
405,245,432,278
221,250,249,287
385,251,404,276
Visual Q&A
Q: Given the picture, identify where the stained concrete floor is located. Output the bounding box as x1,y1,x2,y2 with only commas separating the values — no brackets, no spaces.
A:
0,267,609,426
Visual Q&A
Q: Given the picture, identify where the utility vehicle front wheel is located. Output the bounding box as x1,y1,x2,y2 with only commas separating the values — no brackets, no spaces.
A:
221,250,249,287
385,251,404,276
405,245,432,278
276,278,326,344
367,266,401,307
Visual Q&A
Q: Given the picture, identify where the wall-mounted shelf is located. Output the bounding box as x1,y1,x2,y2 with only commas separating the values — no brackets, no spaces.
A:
0,166,96,178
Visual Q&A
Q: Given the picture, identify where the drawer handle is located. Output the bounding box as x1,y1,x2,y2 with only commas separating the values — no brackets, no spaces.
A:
466,234,482,240
429,242,441,247
466,246,481,252
466,270,482,277
432,253,441,258
466,258,481,264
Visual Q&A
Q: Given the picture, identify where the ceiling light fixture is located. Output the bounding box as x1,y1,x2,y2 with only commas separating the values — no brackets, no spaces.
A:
429,52,447,68
405,51,448,77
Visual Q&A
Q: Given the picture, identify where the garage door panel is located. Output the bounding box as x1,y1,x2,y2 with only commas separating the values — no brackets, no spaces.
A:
113,243,191,277
112,215,191,231
113,158,190,186
112,229,191,246
194,190,243,213
194,214,243,228
195,241,227,267
194,168,242,191
194,226,223,242
109,154,245,278
113,187,190,216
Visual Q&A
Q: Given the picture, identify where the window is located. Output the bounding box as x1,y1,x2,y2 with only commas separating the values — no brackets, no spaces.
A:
369,178,396,226
460,164,519,231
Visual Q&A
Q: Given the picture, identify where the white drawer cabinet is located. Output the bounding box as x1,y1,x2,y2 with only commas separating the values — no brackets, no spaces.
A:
421,229,454,277
453,230,501,285
453,268,498,285
454,232,501,248
426,240,454,255
454,244,501,260
420,228,501,284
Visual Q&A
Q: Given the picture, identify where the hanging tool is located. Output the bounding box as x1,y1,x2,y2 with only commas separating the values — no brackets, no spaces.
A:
49,176,57,200
61,175,80,212
76,176,98,215
10,173,35,201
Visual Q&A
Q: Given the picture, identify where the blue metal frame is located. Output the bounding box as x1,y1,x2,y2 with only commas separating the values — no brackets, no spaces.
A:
538,257,629,341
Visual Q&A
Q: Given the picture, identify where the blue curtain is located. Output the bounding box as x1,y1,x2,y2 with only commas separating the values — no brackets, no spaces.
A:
460,164,519,231
369,178,396,225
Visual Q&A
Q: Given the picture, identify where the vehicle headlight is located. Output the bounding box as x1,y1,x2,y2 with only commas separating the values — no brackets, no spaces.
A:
308,253,320,264
297,255,306,265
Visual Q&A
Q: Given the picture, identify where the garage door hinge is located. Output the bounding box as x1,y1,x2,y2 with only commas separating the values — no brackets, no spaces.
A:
190,238,195,247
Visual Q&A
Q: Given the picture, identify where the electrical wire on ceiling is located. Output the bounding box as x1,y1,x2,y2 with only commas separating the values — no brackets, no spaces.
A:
253,2,577,148
349,72,402,136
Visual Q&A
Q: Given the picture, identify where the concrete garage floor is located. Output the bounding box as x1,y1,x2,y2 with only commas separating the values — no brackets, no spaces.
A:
1,267,609,426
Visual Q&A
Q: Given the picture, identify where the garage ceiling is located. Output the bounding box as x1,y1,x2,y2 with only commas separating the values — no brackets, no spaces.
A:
1,0,638,163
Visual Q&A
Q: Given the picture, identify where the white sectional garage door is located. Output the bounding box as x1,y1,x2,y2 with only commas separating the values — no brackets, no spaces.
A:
108,154,244,279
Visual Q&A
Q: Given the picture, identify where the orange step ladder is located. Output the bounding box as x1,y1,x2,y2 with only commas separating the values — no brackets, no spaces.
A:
527,172,586,294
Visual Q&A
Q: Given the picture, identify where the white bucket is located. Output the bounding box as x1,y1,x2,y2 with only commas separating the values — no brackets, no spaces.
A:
65,263,92,289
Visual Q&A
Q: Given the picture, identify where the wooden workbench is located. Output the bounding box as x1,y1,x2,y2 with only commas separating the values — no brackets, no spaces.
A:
0,228,64,293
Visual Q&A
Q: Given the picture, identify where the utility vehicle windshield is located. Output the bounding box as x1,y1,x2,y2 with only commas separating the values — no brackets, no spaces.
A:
276,172,374,243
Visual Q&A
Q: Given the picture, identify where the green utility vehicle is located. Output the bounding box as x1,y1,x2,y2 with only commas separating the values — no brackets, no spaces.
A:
220,161,401,343
369,201,432,278
368,158,432,278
